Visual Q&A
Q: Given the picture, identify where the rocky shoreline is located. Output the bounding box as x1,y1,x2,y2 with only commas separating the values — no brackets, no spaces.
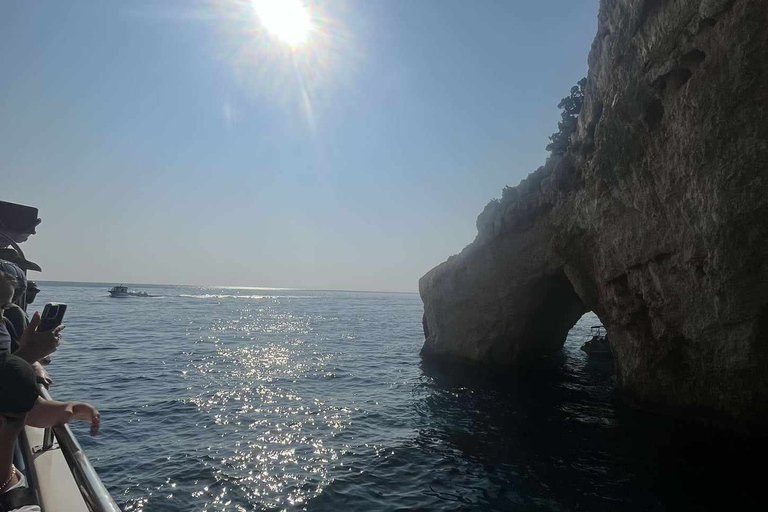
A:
419,0,768,432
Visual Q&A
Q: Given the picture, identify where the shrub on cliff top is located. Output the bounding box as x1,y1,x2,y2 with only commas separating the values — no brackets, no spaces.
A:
546,77,586,156
501,185,516,201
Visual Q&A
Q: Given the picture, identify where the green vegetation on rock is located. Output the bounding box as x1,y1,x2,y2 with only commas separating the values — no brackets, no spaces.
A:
546,77,586,155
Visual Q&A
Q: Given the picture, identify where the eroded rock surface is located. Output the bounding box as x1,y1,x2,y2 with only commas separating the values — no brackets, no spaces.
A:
419,0,768,430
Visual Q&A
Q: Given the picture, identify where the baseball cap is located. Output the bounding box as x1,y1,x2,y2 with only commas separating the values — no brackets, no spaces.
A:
0,353,40,415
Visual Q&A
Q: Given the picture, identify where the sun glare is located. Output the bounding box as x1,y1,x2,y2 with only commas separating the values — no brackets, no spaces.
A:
252,0,312,47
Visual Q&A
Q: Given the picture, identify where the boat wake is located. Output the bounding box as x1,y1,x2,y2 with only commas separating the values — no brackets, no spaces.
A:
178,294,266,300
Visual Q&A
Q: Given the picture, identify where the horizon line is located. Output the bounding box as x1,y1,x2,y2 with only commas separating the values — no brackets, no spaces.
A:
34,278,420,295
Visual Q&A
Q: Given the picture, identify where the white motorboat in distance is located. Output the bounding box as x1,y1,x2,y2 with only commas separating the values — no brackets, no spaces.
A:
108,285,149,297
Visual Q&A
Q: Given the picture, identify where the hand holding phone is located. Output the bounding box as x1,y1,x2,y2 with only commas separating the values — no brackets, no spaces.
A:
39,302,67,332
15,304,67,364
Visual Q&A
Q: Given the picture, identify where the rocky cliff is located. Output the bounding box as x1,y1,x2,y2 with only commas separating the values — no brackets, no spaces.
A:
419,0,768,430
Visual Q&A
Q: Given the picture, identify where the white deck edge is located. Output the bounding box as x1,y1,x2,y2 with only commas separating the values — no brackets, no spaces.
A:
24,426,90,512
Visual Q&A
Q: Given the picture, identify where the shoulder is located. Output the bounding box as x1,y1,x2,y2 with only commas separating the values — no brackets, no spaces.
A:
3,305,27,331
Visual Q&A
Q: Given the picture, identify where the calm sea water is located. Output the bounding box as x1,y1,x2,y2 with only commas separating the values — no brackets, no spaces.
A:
36,281,763,511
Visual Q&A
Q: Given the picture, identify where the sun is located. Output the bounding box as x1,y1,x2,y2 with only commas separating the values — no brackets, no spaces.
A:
252,0,312,47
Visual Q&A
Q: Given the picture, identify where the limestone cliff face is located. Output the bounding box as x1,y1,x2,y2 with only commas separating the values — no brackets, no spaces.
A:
419,0,768,429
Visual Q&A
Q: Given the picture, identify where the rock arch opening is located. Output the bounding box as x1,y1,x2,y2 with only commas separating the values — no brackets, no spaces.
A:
505,269,590,360
421,258,594,366
565,311,613,361
481,269,590,364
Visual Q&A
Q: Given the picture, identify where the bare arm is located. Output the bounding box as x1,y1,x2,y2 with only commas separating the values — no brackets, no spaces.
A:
26,397,100,436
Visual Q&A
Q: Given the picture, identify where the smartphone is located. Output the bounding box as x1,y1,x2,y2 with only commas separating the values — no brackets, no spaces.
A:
39,302,67,332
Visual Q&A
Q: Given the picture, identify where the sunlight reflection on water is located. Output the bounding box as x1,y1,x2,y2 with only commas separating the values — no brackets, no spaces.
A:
133,290,403,511
184,336,353,509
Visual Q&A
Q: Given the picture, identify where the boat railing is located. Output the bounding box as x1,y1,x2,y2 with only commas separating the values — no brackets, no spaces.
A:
37,386,121,512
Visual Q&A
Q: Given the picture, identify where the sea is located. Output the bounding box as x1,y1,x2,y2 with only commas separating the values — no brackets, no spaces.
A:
37,281,764,511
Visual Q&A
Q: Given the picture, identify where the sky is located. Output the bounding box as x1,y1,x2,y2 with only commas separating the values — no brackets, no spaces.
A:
0,0,598,292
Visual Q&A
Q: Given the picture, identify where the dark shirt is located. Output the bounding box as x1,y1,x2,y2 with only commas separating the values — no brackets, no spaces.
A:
3,305,27,342
1,305,25,354
0,318,12,354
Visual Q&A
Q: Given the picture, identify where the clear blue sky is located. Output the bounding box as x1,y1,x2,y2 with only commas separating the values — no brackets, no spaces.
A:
1,0,598,292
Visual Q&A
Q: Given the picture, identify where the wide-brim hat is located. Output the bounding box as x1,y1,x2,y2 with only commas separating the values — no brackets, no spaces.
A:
0,249,42,272
0,201,41,235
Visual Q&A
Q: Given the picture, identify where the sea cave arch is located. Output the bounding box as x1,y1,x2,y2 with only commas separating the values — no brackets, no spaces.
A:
494,268,591,362
420,258,594,366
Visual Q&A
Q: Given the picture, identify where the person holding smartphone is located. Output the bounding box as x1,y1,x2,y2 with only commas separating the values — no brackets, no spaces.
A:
0,263,61,388
12,311,64,367
0,264,23,355
0,261,29,352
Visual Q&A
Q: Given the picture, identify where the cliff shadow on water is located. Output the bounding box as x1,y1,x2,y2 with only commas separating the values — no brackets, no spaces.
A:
409,319,768,511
